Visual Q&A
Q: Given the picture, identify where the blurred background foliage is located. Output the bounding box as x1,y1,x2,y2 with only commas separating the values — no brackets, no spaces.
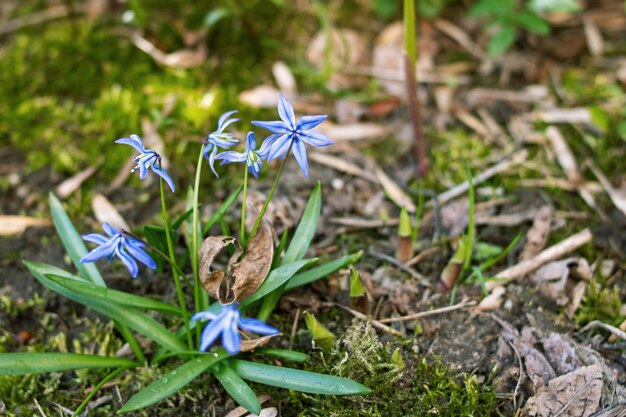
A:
0,0,583,183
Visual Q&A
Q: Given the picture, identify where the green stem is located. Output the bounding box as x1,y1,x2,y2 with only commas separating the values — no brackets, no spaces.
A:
160,177,193,350
192,145,205,345
241,168,249,244
72,367,129,417
247,147,292,245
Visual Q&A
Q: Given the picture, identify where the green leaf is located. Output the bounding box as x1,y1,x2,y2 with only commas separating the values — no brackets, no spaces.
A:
25,261,186,353
143,225,172,259
231,360,371,395
213,362,261,414
45,274,182,316
257,349,309,362
285,251,362,291
404,0,416,67
49,193,105,286
0,353,136,375
282,182,321,266
241,259,317,307
487,26,516,56
528,0,580,13
119,351,229,413
202,186,243,235
516,11,550,35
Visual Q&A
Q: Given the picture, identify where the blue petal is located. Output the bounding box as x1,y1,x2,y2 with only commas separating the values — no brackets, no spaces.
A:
125,240,157,270
278,95,296,130
257,134,283,158
239,318,279,335
116,247,139,278
199,320,225,351
296,115,327,131
217,151,246,164
245,132,256,151
115,136,146,153
217,110,239,130
249,161,262,178
82,233,108,244
268,134,293,161
292,139,309,177
102,222,118,236
208,146,220,178
222,323,241,355
191,311,218,322
300,130,334,147
80,239,117,263
151,164,176,192
251,120,290,135
138,161,149,180
209,135,238,148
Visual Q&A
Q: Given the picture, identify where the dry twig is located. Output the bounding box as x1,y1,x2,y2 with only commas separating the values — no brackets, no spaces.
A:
486,228,593,290
378,298,476,323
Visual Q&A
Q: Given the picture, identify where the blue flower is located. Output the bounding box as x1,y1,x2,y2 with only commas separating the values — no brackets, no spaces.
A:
252,96,333,177
217,132,264,178
115,134,175,192
203,110,240,177
80,222,156,278
191,303,279,355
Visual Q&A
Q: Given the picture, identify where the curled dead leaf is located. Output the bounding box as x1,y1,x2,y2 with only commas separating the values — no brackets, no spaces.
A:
239,333,282,353
199,219,274,304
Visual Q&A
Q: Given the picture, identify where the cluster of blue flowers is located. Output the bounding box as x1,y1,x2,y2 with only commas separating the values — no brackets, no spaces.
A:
79,96,330,355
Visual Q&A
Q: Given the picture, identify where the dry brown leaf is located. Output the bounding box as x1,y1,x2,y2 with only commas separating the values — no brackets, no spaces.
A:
475,287,506,311
308,152,377,183
239,333,282,353
199,220,273,304
307,28,369,89
0,215,51,236
238,85,281,109
523,365,602,417
588,160,626,218
131,33,206,69
230,219,274,302
316,121,392,144
199,236,239,302
272,61,297,94
55,165,98,199
566,281,586,319
542,332,582,375
521,205,552,261
224,395,271,417
374,167,416,213
91,194,130,231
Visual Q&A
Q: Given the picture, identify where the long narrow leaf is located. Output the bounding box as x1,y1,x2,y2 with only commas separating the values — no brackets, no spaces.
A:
49,193,105,286
0,353,136,375
202,185,243,235
25,261,186,353
241,259,317,307
281,182,321,265
285,251,363,291
231,360,371,395
258,349,309,362
213,362,261,414
45,274,182,316
119,351,229,413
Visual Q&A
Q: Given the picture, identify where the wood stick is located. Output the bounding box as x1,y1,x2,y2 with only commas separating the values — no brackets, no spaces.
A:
486,228,593,290
378,298,476,323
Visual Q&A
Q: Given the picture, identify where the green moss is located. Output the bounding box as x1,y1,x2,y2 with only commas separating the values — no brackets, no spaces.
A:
291,320,497,417
576,281,625,327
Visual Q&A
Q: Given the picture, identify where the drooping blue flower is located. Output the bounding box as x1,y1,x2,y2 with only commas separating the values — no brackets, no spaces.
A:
203,110,240,177
191,303,279,355
115,134,176,192
252,96,333,177
217,132,264,178
80,222,156,278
